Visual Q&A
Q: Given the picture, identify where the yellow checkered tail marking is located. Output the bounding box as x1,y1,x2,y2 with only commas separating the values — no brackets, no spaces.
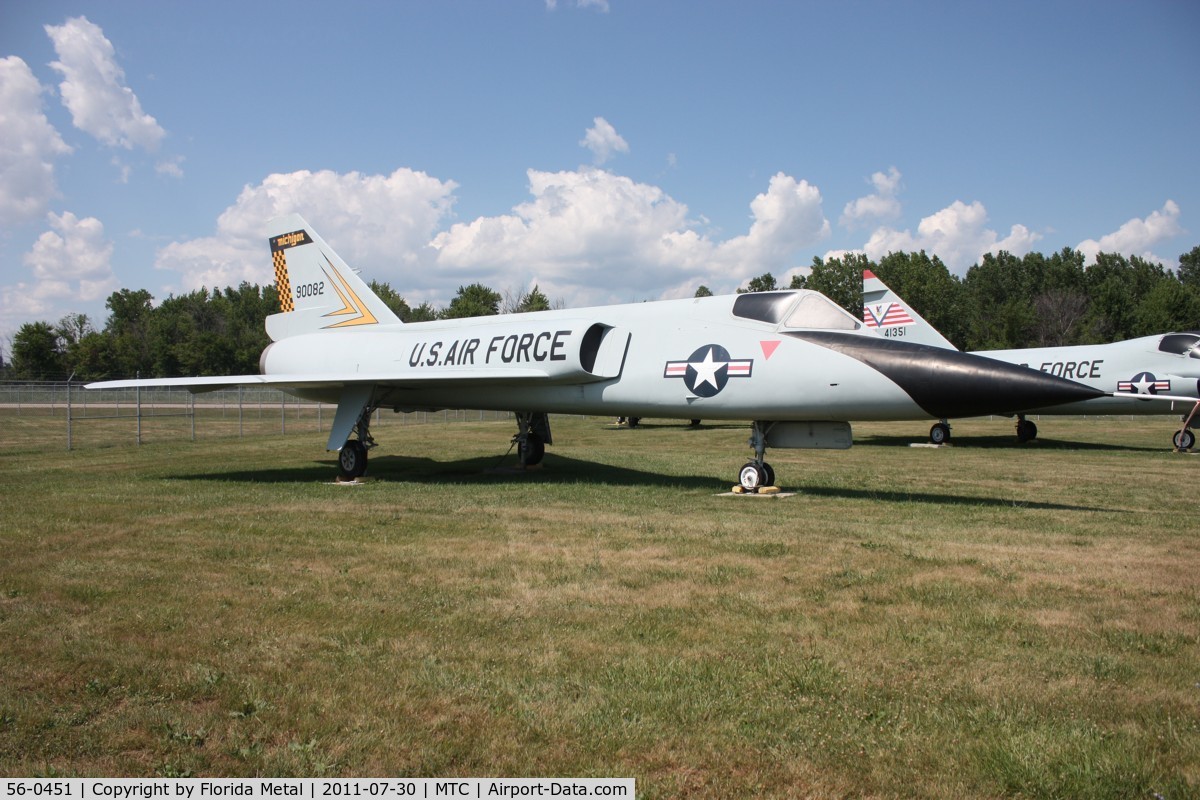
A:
273,251,294,313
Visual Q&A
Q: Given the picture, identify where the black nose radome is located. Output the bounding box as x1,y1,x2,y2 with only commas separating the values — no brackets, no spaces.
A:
788,331,1105,419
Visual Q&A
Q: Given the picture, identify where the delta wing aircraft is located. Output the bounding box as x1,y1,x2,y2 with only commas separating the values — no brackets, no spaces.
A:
862,270,1200,448
88,215,1107,490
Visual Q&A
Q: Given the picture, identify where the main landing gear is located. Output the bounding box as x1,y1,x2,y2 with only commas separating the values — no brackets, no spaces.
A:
1174,400,1199,451
337,404,377,481
1015,415,1038,443
738,421,777,492
929,420,952,445
513,411,553,467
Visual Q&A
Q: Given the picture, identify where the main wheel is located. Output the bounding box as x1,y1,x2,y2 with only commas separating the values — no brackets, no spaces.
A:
1173,428,1196,450
627,417,641,428
1016,419,1038,443
338,440,368,480
929,422,951,445
738,461,774,491
519,433,545,466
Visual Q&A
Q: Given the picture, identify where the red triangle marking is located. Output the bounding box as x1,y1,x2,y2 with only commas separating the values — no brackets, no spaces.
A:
760,340,781,359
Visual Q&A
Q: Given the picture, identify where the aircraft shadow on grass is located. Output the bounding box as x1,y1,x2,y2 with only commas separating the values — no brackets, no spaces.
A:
787,484,1115,513
172,451,1117,512
857,433,1165,454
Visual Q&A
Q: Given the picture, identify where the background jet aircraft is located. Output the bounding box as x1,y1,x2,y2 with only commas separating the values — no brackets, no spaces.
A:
88,215,1103,490
862,270,1200,448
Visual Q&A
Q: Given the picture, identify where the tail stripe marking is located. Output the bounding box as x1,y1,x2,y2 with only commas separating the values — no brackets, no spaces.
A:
273,251,294,313
320,257,378,328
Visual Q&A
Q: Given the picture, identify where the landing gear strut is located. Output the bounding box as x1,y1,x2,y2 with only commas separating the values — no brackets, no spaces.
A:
1175,400,1200,451
338,404,377,480
738,421,776,491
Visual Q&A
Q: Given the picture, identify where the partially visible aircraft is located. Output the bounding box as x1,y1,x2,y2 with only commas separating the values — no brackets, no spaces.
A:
862,270,1200,448
87,215,1105,490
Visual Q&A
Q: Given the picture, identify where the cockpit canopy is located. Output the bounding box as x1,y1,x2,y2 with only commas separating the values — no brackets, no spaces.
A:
732,290,861,331
1158,332,1200,359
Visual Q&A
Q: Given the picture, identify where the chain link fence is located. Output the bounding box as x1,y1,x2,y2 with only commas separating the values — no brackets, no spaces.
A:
0,381,515,451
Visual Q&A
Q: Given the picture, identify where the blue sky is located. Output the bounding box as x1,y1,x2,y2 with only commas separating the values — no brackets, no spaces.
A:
2,0,1198,349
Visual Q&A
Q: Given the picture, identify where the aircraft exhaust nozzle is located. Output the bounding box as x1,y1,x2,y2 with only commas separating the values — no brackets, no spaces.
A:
791,332,1106,418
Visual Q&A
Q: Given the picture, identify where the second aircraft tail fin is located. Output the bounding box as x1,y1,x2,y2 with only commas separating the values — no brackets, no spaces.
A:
862,270,958,350
265,214,401,341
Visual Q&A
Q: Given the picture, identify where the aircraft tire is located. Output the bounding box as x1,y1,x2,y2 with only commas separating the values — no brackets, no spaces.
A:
1173,428,1195,450
338,440,368,480
627,417,641,428
519,433,545,466
738,461,774,491
1016,420,1038,443
929,422,951,445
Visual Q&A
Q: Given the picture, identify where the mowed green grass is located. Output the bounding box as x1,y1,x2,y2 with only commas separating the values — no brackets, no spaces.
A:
1,412,1197,797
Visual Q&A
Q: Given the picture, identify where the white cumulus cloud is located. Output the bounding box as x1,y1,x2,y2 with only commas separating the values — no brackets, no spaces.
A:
1076,200,1183,265
155,168,459,292
45,16,165,152
0,212,117,335
433,168,829,305
0,56,73,226
863,199,1040,273
580,117,629,165
840,167,902,229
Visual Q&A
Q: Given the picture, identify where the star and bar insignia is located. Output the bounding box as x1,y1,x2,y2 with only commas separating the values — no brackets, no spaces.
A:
1117,371,1171,395
664,344,753,398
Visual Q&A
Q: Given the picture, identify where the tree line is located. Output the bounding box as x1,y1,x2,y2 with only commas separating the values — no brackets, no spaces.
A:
706,245,1200,351
6,246,1199,381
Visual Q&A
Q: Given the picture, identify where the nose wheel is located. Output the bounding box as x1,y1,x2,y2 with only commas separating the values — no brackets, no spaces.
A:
738,460,775,491
737,421,777,492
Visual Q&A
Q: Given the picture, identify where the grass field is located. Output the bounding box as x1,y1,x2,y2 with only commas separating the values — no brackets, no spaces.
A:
1,411,1197,798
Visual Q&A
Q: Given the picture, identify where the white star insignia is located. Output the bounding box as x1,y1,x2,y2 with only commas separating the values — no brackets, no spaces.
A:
690,347,727,391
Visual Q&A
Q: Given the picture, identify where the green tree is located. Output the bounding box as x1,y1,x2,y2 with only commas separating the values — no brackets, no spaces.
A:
70,331,117,380
54,313,115,380
694,285,713,298
737,273,778,294
516,285,551,313
1135,277,1200,334
1028,248,1089,346
369,280,412,320
1083,253,1168,342
11,321,63,380
1177,245,1200,289
805,254,868,315
104,288,156,377
442,283,501,319
220,283,275,374
408,302,439,322
963,251,1041,349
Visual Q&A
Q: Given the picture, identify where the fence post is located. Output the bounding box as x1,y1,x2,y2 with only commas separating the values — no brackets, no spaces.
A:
66,377,73,451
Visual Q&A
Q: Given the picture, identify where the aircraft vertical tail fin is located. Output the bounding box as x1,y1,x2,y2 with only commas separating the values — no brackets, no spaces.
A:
265,214,401,341
862,270,958,350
